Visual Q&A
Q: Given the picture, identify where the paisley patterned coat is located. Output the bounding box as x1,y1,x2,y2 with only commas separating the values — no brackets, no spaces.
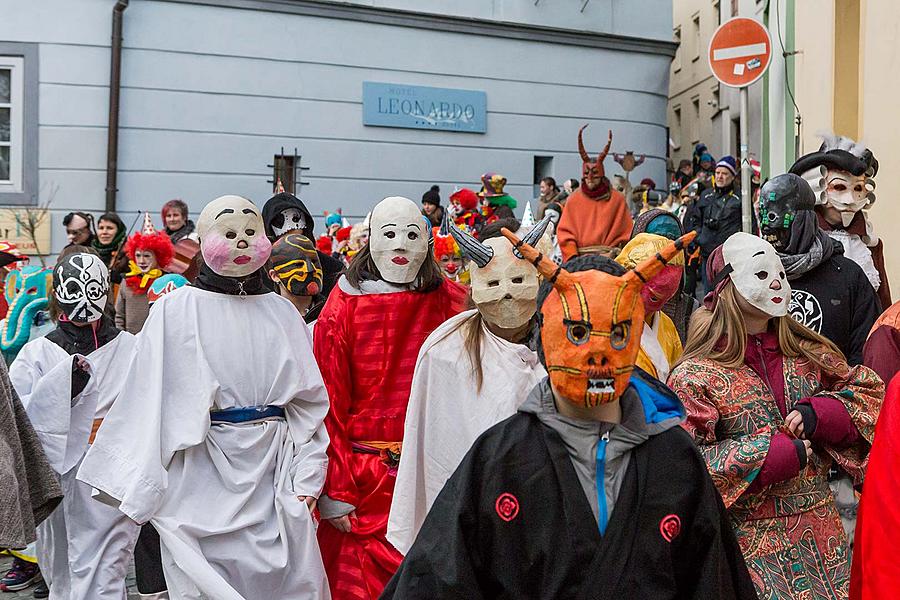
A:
669,350,882,600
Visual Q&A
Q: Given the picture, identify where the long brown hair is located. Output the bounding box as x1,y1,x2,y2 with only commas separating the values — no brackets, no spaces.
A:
344,242,444,293
677,282,845,371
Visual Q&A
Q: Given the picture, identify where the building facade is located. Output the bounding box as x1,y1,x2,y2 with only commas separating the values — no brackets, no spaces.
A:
668,0,764,172
1,0,674,256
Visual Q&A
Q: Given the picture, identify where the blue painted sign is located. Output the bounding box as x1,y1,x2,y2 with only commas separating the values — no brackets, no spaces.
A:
362,82,487,133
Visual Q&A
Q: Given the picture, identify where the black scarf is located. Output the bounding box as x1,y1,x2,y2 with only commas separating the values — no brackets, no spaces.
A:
46,315,121,356
193,263,271,296
166,220,196,244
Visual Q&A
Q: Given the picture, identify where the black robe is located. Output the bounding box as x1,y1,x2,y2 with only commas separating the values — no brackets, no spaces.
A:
382,412,756,600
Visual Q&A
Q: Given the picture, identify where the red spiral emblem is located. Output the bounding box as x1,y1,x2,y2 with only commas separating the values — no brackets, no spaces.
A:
495,493,520,522
659,514,681,542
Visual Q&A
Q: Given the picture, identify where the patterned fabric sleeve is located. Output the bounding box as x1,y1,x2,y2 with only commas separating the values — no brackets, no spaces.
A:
669,364,774,508
814,352,884,484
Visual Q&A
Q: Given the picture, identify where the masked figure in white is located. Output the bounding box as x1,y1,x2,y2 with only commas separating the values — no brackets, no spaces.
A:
77,195,331,599
386,216,550,555
10,251,139,599
789,133,889,309
313,196,468,599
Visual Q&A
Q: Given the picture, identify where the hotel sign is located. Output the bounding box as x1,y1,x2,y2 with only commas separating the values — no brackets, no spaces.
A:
362,82,487,133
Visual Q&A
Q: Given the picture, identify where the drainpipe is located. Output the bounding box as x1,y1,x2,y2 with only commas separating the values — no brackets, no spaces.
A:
105,0,128,213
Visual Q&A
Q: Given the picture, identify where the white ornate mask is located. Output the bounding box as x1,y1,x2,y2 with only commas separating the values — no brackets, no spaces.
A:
469,236,539,330
368,197,428,284
197,195,272,277
54,253,109,323
722,233,790,318
825,170,869,227
272,207,307,238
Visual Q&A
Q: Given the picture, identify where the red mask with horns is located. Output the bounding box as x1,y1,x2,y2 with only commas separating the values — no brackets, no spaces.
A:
579,125,613,199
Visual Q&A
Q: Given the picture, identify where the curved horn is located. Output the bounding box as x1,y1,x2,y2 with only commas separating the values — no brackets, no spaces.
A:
513,214,553,259
501,227,572,286
597,129,613,165
577,124,591,163
448,221,493,268
623,231,697,286
439,210,451,237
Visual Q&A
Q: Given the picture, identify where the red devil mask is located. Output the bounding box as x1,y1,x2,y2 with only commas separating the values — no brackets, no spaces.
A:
502,227,695,407
578,125,613,199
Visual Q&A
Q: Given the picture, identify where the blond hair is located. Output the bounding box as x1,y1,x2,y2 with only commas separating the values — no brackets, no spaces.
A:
677,282,845,371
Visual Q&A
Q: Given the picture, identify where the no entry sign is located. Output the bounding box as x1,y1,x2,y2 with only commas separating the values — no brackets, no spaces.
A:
708,17,772,88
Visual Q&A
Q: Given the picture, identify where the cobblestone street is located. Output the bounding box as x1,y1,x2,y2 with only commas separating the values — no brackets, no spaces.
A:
0,555,139,599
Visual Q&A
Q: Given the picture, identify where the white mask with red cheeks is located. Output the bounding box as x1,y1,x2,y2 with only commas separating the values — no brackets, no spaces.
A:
197,195,272,277
722,232,790,317
368,196,428,284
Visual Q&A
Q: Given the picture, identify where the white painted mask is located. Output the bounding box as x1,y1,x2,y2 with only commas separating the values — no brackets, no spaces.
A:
469,236,539,330
197,195,272,278
825,169,869,227
722,232,790,318
54,253,109,323
272,207,307,238
368,196,428,284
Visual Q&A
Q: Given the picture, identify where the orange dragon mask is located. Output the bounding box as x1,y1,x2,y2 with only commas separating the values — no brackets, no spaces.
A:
502,227,695,407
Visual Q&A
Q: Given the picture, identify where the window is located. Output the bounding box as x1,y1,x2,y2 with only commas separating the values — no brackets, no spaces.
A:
671,105,682,150
691,12,701,61
533,156,553,198
710,85,720,113
269,147,309,194
691,96,701,144
673,26,682,72
0,57,23,193
0,43,37,205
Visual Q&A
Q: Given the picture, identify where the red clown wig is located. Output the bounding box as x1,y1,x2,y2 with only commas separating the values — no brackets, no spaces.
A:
432,227,460,260
124,231,174,268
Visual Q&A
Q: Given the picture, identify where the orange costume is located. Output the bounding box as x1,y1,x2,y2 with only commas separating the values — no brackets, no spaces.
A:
557,126,633,261
557,188,634,261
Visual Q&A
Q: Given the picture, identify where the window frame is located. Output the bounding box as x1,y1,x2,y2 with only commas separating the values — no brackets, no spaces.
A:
0,57,24,193
673,26,682,72
691,12,701,62
0,43,38,206
671,105,682,151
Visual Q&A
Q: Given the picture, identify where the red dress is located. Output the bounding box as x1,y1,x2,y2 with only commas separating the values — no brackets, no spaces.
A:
313,278,467,599
851,373,900,600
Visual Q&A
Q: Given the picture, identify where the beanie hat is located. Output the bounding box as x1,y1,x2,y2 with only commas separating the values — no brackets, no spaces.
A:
639,178,656,190
325,213,342,228
715,156,737,176
699,153,715,165
422,185,441,206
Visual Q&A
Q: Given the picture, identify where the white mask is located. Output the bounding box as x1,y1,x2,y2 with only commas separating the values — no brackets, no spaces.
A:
197,195,272,278
825,170,869,227
469,237,539,330
54,253,109,323
722,232,790,317
368,197,428,284
272,207,307,238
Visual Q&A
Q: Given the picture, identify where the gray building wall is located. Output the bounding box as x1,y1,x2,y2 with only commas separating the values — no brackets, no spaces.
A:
3,0,674,254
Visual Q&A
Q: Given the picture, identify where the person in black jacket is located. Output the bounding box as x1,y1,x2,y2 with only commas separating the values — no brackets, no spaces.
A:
691,156,751,293
758,173,880,365
261,191,344,301
382,237,756,600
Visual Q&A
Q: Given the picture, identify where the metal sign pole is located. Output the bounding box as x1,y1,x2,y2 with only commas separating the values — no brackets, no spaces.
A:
740,86,751,233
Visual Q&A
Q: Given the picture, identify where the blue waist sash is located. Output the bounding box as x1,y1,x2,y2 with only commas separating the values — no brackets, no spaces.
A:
209,406,285,425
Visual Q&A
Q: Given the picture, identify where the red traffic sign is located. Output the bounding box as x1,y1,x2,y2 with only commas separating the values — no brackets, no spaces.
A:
708,17,772,88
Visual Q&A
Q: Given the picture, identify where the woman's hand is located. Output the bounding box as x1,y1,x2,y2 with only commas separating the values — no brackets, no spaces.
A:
784,410,806,439
297,495,317,513
326,511,357,533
